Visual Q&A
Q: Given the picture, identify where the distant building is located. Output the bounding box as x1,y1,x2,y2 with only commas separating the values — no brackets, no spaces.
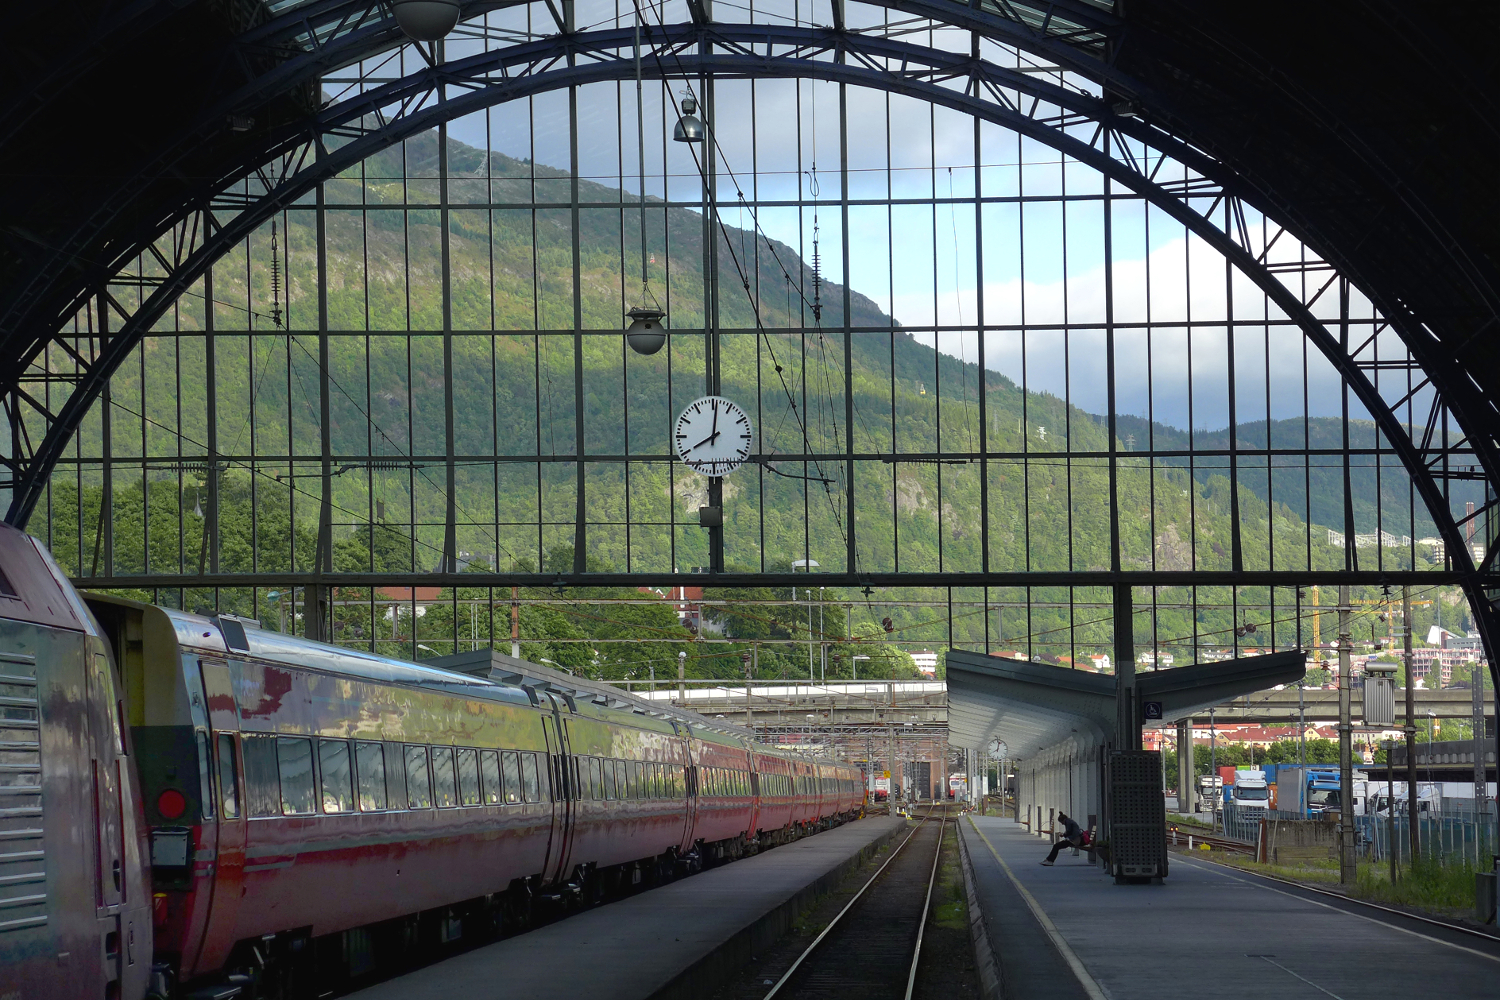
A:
911,650,939,677
1088,654,1111,673
1137,651,1174,668
1327,528,1412,549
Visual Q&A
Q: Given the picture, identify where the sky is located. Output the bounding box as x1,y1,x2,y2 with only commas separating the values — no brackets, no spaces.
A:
422,35,1403,434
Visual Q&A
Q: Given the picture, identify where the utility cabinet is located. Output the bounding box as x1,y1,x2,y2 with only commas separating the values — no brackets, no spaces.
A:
1107,750,1168,883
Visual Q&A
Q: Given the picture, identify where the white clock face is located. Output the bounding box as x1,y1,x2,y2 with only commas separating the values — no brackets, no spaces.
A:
674,396,753,476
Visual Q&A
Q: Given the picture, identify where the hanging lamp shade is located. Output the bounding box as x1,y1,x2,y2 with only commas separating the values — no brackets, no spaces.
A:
391,0,462,40
626,307,667,355
673,93,705,143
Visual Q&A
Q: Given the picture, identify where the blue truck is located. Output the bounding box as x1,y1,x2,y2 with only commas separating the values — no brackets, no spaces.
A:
1272,764,1366,817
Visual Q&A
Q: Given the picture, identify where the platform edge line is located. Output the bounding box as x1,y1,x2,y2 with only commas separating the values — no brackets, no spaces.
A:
967,817,1109,1000
1174,856,1500,967
956,816,1002,1000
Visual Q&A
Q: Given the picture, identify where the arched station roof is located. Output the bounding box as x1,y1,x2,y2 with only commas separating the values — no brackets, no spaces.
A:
2,0,1498,655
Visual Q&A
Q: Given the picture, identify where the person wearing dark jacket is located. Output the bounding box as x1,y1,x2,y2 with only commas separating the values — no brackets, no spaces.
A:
1041,812,1084,865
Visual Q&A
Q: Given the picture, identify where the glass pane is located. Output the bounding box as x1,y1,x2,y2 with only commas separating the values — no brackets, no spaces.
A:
480,750,501,805
217,733,240,819
523,753,541,802
276,737,316,815
432,747,458,807
405,745,432,808
196,731,215,819
588,757,602,800
502,751,521,804
319,739,353,813
243,735,280,817
356,742,388,811
457,748,480,806
384,741,407,808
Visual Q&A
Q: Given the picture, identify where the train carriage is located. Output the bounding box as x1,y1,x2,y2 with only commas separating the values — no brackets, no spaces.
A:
0,522,865,999
0,526,152,1000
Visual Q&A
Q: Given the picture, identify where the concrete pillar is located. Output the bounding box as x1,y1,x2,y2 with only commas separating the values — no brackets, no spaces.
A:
1177,718,1194,813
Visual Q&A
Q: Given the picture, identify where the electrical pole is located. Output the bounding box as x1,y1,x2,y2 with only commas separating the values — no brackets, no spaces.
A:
1404,585,1420,863
1386,739,1397,884
1474,658,1487,826
1209,707,1218,833
1338,584,1355,885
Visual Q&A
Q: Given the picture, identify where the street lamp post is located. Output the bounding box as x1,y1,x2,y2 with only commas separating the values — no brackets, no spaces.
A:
1209,707,1218,833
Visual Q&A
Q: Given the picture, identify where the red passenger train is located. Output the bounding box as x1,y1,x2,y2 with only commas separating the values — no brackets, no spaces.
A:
0,523,865,999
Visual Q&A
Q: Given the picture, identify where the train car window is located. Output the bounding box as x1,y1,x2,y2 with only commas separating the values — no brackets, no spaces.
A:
356,742,388,811
627,760,639,799
616,760,628,798
522,753,541,803
432,747,458,807
217,734,240,819
276,737,317,815
480,750,501,805
384,741,407,808
319,739,354,813
536,753,551,801
584,757,599,800
243,734,281,816
501,751,521,804
405,745,433,809
457,748,480,806
196,731,216,819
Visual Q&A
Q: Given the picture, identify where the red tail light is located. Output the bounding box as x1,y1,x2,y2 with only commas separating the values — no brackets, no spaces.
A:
157,788,187,819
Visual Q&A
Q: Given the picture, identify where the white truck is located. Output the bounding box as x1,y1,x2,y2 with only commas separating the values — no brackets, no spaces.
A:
1231,768,1271,810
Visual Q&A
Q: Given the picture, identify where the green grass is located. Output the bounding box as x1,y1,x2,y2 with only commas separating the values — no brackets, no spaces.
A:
1216,853,1479,915
1353,858,1479,912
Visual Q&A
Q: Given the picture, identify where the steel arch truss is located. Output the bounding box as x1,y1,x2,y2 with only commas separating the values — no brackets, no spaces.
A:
5,19,1498,645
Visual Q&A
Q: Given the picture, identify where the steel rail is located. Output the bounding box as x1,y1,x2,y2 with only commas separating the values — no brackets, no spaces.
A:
762,804,948,1000
902,807,948,1000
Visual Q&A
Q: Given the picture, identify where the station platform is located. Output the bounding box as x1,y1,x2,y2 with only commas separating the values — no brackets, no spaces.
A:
962,814,1500,999
348,815,907,1000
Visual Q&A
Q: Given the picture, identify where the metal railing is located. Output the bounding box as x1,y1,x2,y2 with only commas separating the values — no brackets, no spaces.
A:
1217,802,1497,867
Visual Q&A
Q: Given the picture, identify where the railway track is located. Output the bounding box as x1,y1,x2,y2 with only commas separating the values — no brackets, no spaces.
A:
1167,824,1256,856
763,805,950,1000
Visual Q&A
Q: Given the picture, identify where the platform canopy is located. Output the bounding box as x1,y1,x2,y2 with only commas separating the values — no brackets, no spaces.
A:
944,649,1307,758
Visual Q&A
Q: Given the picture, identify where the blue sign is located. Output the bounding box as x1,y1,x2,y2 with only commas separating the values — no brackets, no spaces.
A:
1143,701,1164,720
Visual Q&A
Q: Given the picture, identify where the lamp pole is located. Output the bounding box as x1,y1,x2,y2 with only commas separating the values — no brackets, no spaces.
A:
1209,707,1218,834
1338,584,1355,885
1404,585,1420,864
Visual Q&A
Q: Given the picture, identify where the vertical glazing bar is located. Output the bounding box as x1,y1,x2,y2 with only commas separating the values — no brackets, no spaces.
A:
204,267,219,576
570,81,587,575
1104,131,1119,574
314,183,332,642
441,113,458,575
841,81,854,575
